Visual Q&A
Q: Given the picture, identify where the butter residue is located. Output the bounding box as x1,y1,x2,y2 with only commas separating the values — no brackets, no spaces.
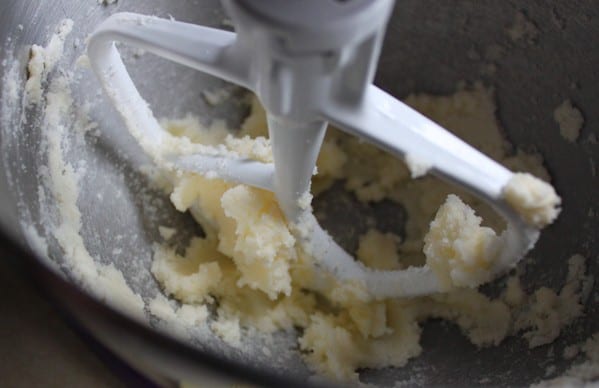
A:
356,229,402,271
514,254,589,348
553,99,584,142
404,153,432,178
25,19,73,106
532,332,599,387
507,11,539,44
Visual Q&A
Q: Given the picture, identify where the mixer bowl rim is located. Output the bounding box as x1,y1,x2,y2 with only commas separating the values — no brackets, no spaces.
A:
1,227,325,388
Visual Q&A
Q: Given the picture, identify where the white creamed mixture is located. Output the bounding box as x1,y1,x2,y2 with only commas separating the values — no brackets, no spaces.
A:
12,19,595,385
151,88,568,380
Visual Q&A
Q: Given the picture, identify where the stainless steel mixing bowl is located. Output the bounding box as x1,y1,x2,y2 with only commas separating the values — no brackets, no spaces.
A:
1,1,597,386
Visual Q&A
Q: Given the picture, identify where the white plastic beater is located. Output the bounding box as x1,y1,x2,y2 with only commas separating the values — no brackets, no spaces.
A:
88,0,541,299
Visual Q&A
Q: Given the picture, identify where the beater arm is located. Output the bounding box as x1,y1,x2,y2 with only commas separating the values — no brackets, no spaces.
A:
88,0,549,299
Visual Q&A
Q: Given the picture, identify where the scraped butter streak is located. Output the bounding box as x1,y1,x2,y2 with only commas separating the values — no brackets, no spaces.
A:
25,19,74,106
27,20,584,384
25,20,144,320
